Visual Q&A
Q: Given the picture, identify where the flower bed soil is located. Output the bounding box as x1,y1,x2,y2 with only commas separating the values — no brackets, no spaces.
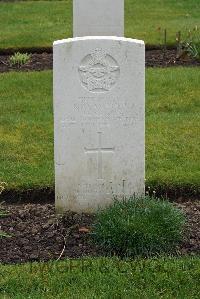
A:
0,200,199,264
0,49,199,73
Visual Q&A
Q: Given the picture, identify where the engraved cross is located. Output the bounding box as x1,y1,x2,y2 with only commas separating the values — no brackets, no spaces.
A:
84,132,114,179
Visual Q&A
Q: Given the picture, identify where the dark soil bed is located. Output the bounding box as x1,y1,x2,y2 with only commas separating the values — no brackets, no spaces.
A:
0,200,199,264
0,53,53,73
0,49,199,73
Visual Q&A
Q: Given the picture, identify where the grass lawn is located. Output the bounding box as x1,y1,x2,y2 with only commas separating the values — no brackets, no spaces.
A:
146,67,200,194
0,0,199,49
1,256,200,298
0,67,199,195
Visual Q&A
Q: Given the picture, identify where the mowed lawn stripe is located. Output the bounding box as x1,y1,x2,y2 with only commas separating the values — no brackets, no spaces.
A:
0,68,199,192
0,0,199,49
1,257,200,298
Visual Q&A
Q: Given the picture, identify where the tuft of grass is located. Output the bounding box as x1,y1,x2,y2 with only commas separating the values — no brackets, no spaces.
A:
0,257,200,298
92,196,186,257
9,52,31,67
0,0,199,49
0,231,11,238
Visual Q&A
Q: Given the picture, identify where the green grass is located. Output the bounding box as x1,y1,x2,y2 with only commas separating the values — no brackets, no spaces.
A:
0,0,199,49
0,257,200,298
0,71,54,190
0,68,199,194
93,196,186,257
0,1,72,50
146,67,200,193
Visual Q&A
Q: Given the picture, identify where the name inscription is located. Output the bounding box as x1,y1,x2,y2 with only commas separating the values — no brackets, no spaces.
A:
61,97,142,129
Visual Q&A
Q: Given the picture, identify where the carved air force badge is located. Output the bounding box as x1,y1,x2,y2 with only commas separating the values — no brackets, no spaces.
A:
79,48,120,92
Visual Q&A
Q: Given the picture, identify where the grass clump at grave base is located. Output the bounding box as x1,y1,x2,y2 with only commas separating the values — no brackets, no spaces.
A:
0,0,199,49
1,256,200,298
0,67,199,194
92,196,186,257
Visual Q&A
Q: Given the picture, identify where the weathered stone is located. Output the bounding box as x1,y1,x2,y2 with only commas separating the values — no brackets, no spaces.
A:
73,0,124,37
53,36,145,213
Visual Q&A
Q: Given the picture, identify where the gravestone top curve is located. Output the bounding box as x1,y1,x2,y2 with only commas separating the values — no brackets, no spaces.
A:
53,36,144,46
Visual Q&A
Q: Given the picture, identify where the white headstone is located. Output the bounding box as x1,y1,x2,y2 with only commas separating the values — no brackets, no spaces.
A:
73,0,124,37
53,36,145,213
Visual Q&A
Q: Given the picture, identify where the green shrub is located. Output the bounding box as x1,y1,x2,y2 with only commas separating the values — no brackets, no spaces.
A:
9,52,31,67
92,196,186,257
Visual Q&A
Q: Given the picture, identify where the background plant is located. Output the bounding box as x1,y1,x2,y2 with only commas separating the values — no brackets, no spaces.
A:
176,26,200,61
0,182,10,238
92,196,186,257
9,52,31,67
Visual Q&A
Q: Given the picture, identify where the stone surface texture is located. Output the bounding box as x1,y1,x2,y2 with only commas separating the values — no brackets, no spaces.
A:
73,0,124,37
53,37,145,213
